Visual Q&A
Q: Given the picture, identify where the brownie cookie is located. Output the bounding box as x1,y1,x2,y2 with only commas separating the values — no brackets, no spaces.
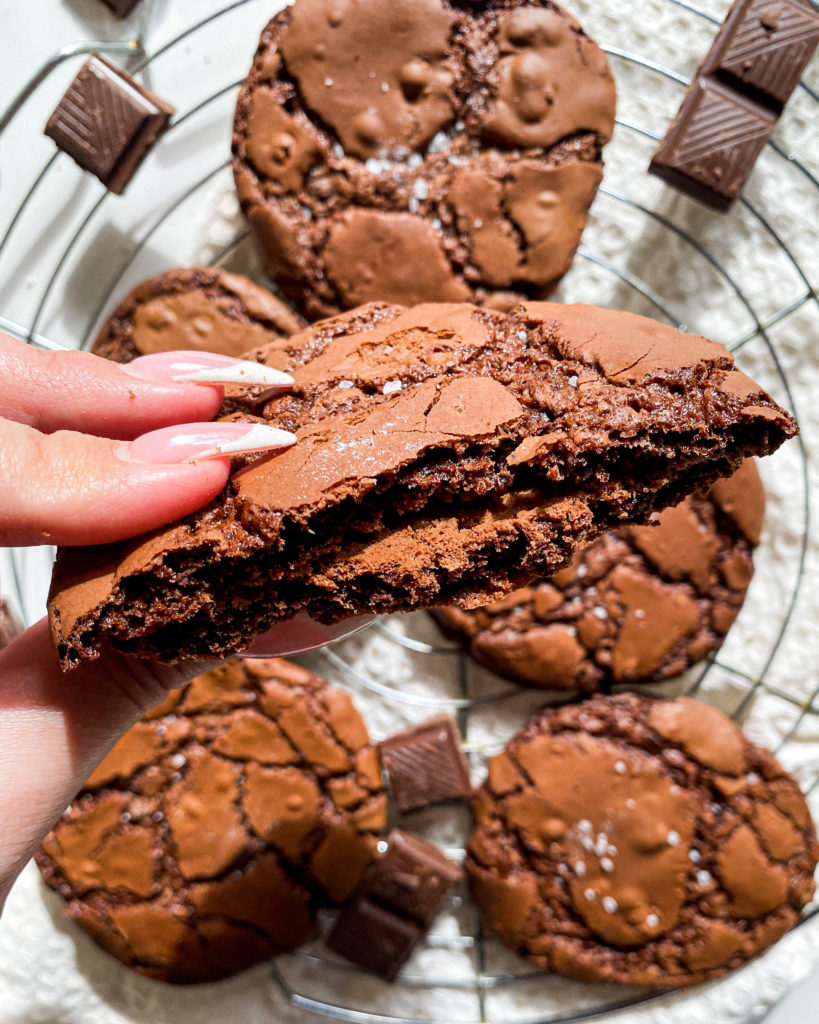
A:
432,460,765,690
90,266,302,363
468,694,819,987
36,659,386,983
232,0,616,320
48,301,796,668
0,599,21,649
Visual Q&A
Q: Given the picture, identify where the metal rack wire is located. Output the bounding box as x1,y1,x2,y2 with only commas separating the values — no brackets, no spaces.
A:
0,1,817,1022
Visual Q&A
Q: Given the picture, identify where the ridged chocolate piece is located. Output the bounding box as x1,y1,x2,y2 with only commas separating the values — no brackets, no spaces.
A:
702,0,819,107
379,715,472,812
650,78,776,211
45,54,173,194
327,898,422,981
327,829,462,980
650,0,819,210
47,301,797,668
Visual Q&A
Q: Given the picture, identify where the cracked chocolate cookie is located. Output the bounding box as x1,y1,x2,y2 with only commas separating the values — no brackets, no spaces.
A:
90,267,302,363
467,693,819,987
48,301,796,668
432,460,765,691
36,658,386,983
232,0,616,320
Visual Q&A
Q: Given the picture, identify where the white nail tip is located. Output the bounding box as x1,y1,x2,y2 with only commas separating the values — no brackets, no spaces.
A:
192,424,298,460
172,361,294,387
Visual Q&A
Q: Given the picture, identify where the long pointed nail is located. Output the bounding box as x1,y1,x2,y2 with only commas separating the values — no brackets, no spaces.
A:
121,421,297,464
123,351,294,387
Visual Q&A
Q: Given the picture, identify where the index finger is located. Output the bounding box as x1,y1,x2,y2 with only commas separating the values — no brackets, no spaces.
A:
0,334,224,440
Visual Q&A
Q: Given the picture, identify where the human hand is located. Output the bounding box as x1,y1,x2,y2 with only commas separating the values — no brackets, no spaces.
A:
0,336,295,546
0,334,300,908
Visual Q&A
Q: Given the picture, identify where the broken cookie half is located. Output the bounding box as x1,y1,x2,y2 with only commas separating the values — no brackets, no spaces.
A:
49,301,796,668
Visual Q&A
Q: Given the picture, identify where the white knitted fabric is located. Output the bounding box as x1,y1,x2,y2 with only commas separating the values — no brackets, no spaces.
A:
0,0,818,1022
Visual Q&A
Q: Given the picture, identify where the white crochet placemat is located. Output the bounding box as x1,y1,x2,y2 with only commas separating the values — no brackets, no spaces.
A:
0,0,817,1022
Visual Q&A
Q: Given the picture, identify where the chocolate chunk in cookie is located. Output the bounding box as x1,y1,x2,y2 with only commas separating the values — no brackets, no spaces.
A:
467,693,818,987
232,0,616,319
36,659,386,983
48,301,796,668
433,460,765,690
91,266,302,363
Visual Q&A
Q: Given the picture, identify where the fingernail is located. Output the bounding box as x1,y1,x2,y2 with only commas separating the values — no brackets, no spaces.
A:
121,421,297,463
123,351,294,387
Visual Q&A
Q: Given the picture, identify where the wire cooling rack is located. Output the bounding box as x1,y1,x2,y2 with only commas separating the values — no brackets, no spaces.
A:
0,1,817,1022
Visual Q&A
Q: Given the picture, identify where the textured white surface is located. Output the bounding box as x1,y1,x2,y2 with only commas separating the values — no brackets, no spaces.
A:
0,1,818,1023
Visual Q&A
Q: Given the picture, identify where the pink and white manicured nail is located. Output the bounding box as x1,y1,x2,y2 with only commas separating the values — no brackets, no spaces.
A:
123,351,294,387
122,421,297,464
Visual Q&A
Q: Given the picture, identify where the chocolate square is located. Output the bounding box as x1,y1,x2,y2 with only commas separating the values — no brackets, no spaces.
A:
649,0,817,209
326,829,461,979
326,897,422,981
45,53,173,194
379,714,472,813
649,78,776,211
364,829,463,926
702,0,819,110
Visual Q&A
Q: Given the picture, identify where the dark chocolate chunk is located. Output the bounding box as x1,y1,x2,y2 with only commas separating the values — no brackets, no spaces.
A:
327,897,422,981
702,0,819,109
364,829,463,926
99,0,142,16
650,0,818,210
45,53,174,195
650,78,776,210
379,715,472,813
326,829,461,980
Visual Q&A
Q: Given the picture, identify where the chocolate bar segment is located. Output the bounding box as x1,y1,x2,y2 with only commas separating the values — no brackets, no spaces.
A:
379,714,472,813
45,54,173,194
650,79,777,211
702,0,819,109
99,0,142,16
650,0,818,209
327,898,422,981
326,829,462,980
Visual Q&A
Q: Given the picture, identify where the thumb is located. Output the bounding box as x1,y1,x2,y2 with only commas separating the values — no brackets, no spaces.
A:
0,417,295,546
0,618,219,907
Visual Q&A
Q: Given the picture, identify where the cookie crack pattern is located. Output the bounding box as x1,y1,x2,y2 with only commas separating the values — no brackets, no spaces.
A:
36,661,385,983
